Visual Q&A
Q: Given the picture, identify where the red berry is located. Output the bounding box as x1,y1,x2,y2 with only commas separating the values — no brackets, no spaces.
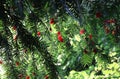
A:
57,31,61,35
16,62,20,66
80,29,85,35
0,60,3,64
50,18,55,24
12,26,17,30
45,75,49,79
37,31,41,36
96,12,102,18
58,35,63,42
26,76,30,79
89,34,92,39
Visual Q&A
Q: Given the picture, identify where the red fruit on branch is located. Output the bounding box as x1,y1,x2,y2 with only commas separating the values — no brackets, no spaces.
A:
12,26,17,30
16,62,20,66
50,18,55,24
89,34,92,39
57,31,61,35
37,31,41,36
26,76,30,79
58,35,64,42
80,29,85,35
45,75,49,79
96,12,102,18
0,60,3,64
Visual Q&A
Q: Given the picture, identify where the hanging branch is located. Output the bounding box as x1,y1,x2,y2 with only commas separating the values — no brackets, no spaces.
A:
0,33,19,79
11,16,59,79
1,0,59,78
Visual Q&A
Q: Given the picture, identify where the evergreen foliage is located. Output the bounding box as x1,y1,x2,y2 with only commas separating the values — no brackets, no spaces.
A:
0,0,120,79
